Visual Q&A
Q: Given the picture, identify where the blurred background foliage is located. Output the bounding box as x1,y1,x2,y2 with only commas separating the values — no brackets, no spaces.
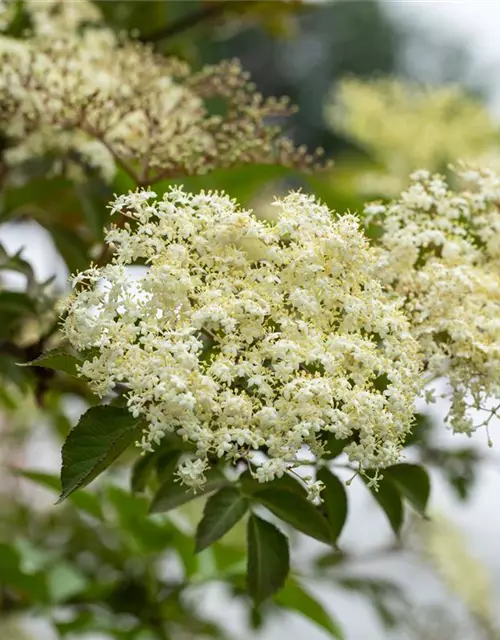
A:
1,1,499,639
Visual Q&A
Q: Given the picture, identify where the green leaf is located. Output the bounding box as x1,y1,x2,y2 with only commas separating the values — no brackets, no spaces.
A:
150,467,228,514
21,347,82,377
16,469,103,519
0,290,36,337
365,475,404,535
58,405,141,502
195,487,249,553
0,242,35,289
317,468,348,542
131,448,181,493
254,488,333,545
318,432,351,460
47,225,90,273
274,579,344,638
106,485,174,553
130,452,156,493
76,183,111,242
240,470,307,497
247,515,289,605
384,464,431,516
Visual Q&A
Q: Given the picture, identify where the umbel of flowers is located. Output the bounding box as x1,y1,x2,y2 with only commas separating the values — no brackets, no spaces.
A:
0,0,323,184
366,166,500,436
61,188,422,492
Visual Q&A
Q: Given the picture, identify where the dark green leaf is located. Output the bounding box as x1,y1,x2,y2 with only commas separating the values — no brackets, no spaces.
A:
254,488,333,545
195,487,249,552
131,448,181,493
76,183,110,241
315,550,347,569
364,476,404,535
384,464,431,516
247,515,289,604
47,225,89,273
21,347,82,377
0,291,36,337
319,432,351,459
58,405,141,502
317,468,348,542
274,579,344,638
240,469,307,497
0,242,35,289
150,467,228,514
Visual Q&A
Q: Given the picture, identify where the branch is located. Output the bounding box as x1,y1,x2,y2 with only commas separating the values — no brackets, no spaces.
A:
142,1,256,44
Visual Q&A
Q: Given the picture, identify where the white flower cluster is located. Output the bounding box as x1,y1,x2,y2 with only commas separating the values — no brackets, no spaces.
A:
0,1,204,183
62,188,422,490
326,78,497,194
0,0,323,185
366,167,500,435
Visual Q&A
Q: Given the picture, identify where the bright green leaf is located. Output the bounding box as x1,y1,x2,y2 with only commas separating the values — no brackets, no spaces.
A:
195,487,249,553
274,578,344,638
247,515,289,605
58,405,141,503
254,488,333,545
317,468,348,542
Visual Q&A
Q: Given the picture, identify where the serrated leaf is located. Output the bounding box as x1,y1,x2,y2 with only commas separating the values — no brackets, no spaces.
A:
254,488,333,545
384,464,431,516
21,347,82,377
365,476,404,535
196,487,249,552
149,467,228,514
16,469,102,519
317,468,348,542
58,405,141,502
274,579,344,638
247,514,289,605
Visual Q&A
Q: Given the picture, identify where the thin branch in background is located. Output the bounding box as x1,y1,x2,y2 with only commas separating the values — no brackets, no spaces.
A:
142,1,256,44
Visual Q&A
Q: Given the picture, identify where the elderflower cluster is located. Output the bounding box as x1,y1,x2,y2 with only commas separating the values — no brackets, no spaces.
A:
0,0,323,185
326,78,497,193
61,188,422,490
366,166,500,434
